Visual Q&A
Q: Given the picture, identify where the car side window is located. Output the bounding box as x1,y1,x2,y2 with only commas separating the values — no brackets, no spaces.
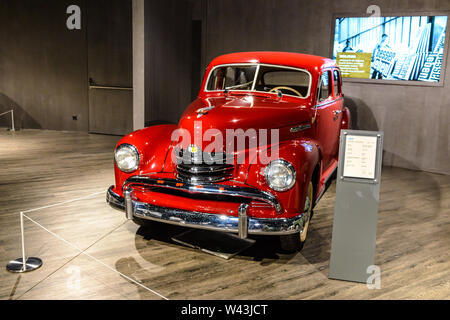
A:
333,70,342,97
318,71,331,103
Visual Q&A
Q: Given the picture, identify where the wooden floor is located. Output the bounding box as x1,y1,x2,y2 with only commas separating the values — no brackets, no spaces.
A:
0,129,449,300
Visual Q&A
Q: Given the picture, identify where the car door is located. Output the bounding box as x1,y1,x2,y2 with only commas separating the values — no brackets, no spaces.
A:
314,69,343,170
331,69,345,158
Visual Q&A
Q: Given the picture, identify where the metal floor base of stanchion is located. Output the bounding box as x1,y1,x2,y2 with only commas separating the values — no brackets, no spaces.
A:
7,257,43,273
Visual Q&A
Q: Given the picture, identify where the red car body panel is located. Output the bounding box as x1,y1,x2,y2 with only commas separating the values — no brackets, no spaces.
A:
110,52,350,222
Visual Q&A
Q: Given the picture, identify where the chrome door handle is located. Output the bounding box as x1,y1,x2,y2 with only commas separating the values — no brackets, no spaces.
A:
290,124,312,133
334,110,342,115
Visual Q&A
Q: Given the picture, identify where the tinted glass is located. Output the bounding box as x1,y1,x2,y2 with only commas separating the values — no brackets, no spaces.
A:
206,64,311,98
207,66,258,91
333,70,341,96
258,67,310,97
318,72,331,102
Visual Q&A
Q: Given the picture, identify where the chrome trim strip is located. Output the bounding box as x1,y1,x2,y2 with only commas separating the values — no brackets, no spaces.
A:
122,176,282,213
177,164,233,174
107,187,304,236
290,124,312,133
238,204,249,239
315,96,344,108
176,173,233,184
106,186,125,210
251,64,261,92
124,188,134,220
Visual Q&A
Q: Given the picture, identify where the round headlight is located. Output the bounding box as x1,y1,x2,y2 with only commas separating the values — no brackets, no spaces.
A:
264,159,296,192
115,144,140,173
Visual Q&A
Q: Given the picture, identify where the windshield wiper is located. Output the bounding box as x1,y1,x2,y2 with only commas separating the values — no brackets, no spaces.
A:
224,81,254,91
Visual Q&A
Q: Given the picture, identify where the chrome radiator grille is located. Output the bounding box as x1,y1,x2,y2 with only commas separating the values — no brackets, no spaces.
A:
176,148,234,184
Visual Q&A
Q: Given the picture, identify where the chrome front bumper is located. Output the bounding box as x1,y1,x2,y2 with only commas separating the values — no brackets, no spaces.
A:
107,186,306,237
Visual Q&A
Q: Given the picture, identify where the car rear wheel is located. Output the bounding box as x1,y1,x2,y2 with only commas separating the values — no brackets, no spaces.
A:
279,182,313,253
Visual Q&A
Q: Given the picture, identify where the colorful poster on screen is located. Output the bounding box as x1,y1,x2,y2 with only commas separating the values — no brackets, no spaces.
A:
333,16,448,82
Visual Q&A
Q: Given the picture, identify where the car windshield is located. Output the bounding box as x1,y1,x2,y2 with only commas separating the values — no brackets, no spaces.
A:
206,64,311,98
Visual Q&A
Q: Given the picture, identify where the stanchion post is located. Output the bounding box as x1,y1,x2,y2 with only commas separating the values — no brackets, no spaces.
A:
20,212,26,272
6,212,43,273
11,109,15,132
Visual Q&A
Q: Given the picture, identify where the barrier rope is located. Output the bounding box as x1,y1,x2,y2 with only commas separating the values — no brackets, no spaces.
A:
13,191,169,300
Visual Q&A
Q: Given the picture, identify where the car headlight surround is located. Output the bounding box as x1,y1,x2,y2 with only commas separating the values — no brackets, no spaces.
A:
115,144,140,173
264,159,296,192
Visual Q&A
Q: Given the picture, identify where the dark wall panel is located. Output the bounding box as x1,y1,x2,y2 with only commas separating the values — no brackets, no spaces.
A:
87,0,133,135
204,0,450,175
0,0,89,131
87,0,132,87
145,0,192,125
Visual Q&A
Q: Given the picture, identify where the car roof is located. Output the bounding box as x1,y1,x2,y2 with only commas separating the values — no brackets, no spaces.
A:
209,51,336,72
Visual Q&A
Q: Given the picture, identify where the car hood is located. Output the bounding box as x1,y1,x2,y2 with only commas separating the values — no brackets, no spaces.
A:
177,94,312,150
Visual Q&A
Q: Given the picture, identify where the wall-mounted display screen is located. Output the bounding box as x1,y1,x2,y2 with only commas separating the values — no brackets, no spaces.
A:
332,16,448,82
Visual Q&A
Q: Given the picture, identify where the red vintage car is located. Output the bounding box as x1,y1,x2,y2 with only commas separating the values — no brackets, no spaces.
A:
107,52,351,252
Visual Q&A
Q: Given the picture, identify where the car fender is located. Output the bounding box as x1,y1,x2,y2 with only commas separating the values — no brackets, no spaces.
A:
341,106,352,130
113,124,178,195
246,138,320,216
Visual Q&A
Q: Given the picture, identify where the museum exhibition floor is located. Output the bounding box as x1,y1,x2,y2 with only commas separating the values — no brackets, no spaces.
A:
0,129,448,300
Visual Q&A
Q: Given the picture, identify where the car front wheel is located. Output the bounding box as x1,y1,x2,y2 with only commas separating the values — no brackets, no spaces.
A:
279,181,313,253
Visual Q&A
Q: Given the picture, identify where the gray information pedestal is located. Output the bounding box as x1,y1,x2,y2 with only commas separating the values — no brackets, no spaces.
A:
329,130,384,283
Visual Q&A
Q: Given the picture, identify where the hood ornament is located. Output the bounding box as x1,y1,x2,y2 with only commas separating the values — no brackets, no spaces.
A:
188,145,200,154
196,105,215,118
